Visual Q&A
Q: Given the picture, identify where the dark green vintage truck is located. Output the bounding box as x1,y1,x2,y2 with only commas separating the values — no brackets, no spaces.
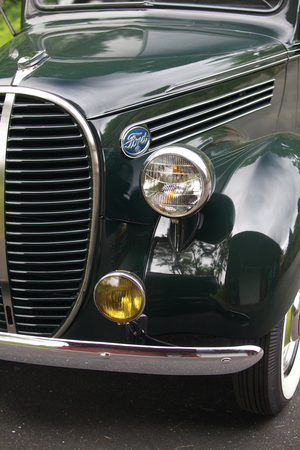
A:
0,0,300,415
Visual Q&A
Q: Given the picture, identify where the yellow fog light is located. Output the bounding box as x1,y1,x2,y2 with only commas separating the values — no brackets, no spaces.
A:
94,271,146,323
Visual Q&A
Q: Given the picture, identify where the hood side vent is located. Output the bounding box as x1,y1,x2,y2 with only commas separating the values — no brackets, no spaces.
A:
147,79,275,149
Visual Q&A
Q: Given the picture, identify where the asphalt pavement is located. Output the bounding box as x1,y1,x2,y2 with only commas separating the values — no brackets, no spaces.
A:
0,359,299,450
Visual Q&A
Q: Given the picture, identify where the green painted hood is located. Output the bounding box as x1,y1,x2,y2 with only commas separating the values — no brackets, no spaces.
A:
2,16,286,118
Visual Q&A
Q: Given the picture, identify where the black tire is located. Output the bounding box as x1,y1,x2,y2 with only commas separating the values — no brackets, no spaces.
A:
233,295,300,415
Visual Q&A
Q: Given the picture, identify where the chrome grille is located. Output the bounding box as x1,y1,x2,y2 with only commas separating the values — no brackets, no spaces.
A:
147,79,275,149
4,94,93,336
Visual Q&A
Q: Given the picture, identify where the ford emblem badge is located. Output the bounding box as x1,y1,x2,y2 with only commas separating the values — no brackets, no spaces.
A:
120,125,151,157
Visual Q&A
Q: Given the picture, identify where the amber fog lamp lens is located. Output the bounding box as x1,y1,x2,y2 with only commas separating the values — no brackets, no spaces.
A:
141,146,215,218
94,272,146,323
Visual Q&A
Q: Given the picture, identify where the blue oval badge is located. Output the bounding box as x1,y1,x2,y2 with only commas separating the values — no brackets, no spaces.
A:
121,125,150,157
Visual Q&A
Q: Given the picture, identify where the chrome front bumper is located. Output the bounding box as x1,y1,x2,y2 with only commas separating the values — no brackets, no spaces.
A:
0,332,263,376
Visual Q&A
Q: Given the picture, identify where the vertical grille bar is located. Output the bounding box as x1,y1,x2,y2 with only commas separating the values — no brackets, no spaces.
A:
0,284,7,332
0,93,17,333
0,94,4,119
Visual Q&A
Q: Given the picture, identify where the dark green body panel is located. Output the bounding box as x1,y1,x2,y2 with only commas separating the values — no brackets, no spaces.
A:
64,128,300,342
1,0,300,343
0,2,291,117
144,134,300,339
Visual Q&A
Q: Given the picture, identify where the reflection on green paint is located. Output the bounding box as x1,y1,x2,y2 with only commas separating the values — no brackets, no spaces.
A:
0,0,21,48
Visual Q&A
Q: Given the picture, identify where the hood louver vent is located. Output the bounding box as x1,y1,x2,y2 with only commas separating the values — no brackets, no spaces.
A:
145,79,275,149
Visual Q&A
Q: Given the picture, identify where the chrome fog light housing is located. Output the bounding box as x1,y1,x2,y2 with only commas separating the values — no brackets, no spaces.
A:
140,145,215,218
94,271,146,323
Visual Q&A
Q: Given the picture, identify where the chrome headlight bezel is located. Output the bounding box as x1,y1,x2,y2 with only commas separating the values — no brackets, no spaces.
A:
140,145,215,218
93,271,146,324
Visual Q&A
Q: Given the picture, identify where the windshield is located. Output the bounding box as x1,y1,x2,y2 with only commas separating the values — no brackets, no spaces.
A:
36,0,283,12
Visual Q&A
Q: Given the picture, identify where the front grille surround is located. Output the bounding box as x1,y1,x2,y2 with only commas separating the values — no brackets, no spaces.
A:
0,87,100,337
0,94,4,120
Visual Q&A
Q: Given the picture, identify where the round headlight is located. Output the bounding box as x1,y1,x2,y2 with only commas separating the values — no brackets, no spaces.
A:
94,271,146,323
140,145,215,218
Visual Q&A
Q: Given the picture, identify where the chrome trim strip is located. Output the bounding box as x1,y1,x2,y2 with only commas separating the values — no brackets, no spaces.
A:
121,79,274,153
149,78,275,132
0,332,264,376
145,1,283,13
148,79,274,127
0,86,100,338
89,55,285,118
151,94,273,143
287,46,300,61
149,104,270,150
12,51,50,86
150,91,273,135
35,0,283,14
165,53,286,95
0,93,16,333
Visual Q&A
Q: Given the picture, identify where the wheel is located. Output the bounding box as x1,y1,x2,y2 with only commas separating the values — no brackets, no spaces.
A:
233,292,300,415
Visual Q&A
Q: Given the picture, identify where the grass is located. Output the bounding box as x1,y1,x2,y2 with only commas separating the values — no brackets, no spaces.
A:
0,0,22,48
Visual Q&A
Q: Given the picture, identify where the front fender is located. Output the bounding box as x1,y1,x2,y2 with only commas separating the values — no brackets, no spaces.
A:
144,133,300,339
221,134,300,251
220,133,300,336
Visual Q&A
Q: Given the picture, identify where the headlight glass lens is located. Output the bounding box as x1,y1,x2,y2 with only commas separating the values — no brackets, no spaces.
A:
141,147,214,218
94,272,145,323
